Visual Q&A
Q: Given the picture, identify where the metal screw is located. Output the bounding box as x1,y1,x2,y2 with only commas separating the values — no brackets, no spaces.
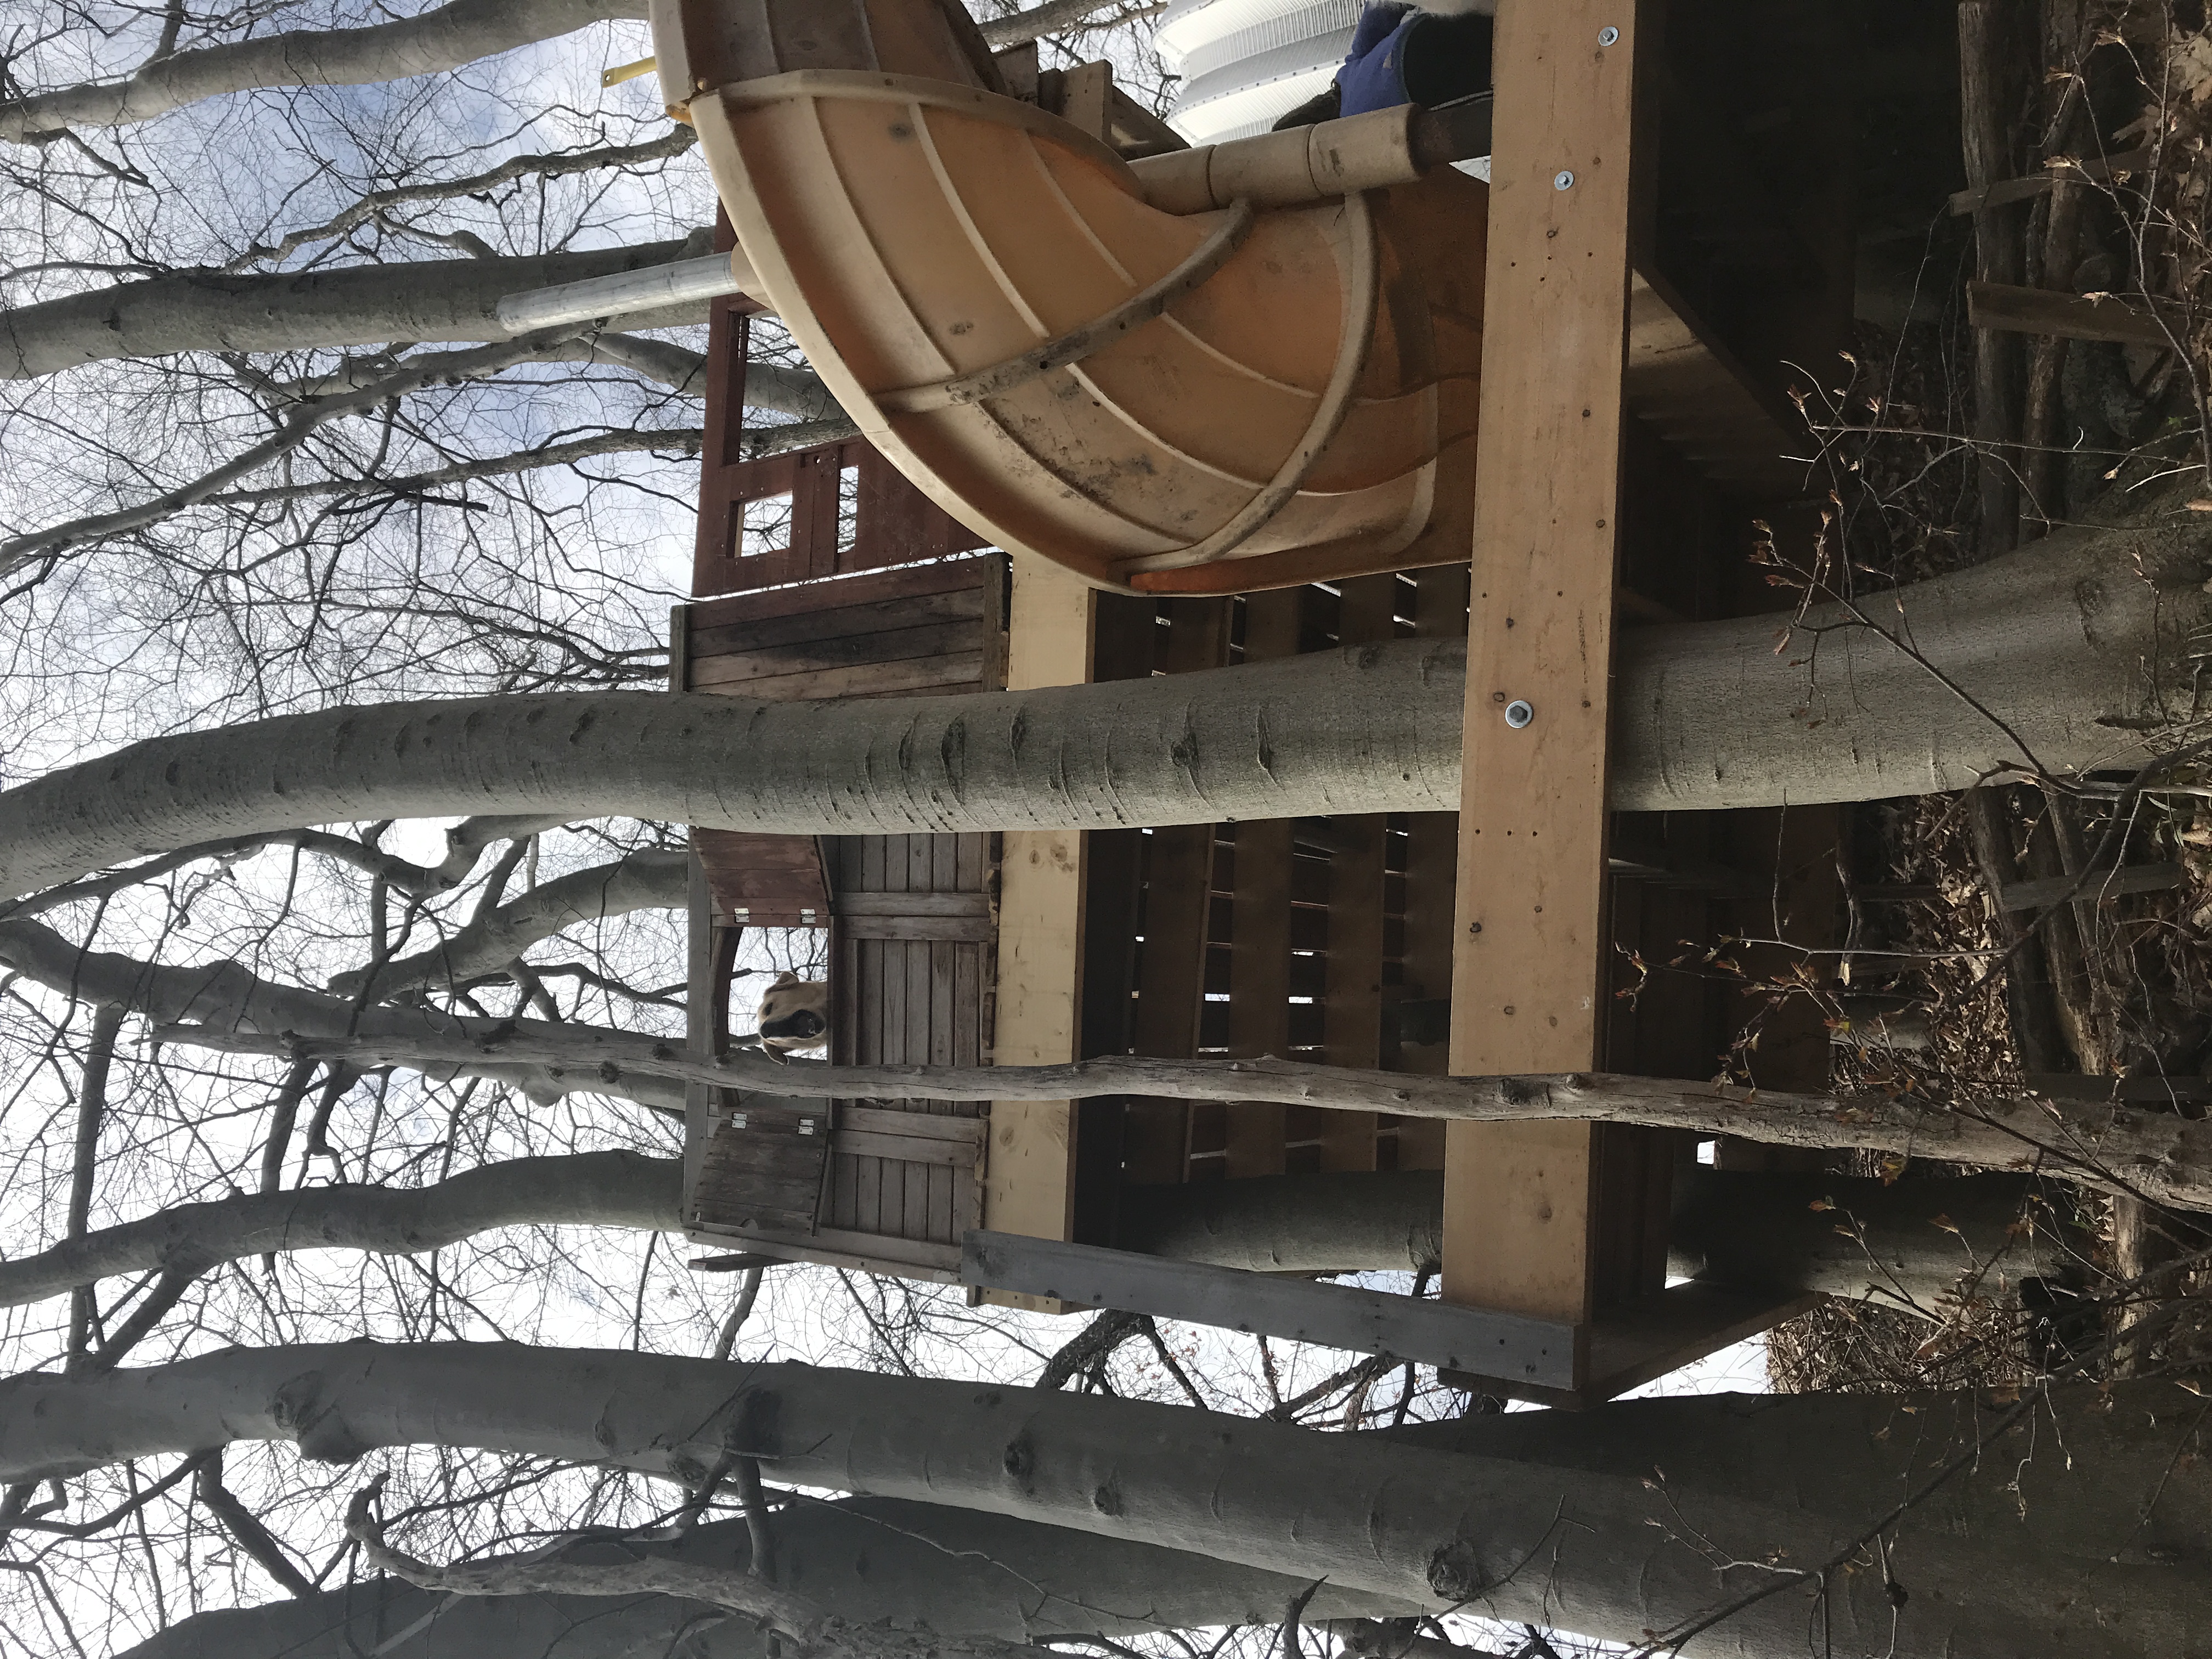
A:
1504,699,1534,728
1598,25,1619,46
1553,170,1575,191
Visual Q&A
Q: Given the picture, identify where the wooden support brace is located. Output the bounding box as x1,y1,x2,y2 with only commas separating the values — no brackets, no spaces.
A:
1445,0,1641,1370
985,552,1098,1311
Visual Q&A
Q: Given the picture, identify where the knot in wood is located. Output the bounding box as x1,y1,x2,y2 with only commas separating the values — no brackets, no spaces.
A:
1426,1538,1489,1601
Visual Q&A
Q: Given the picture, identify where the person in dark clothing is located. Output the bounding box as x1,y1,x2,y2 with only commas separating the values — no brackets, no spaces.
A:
1270,3,1494,132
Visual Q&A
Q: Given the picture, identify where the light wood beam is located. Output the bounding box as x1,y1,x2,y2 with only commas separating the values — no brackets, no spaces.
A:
1444,0,1640,1357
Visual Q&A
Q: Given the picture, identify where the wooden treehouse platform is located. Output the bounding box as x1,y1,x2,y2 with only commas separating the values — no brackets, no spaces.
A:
676,0,1855,1404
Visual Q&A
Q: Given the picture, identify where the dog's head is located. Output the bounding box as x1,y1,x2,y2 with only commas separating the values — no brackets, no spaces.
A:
755,970,829,1062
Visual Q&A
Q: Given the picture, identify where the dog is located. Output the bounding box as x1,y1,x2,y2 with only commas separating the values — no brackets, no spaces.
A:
755,971,829,1062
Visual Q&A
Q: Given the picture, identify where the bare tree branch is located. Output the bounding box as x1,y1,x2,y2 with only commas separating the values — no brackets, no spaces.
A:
193,1451,317,1598
0,915,685,1115
0,239,708,379
346,1472,1044,1659
61,1005,126,1367
712,1265,768,1362
329,848,686,1002
0,1151,676,1307
201,427,708,512
172,1026,2212,1213
0,331,588,572
225,128,698,272
979,1,1166,49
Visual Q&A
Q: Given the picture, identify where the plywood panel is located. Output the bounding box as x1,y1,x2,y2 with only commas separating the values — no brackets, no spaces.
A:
1444,0,1639,1339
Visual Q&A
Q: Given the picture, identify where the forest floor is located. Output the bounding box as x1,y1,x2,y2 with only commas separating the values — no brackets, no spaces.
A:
1763,309,2212,1390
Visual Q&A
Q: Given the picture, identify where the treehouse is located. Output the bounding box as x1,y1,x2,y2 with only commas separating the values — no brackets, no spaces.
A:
663,0,1857,1404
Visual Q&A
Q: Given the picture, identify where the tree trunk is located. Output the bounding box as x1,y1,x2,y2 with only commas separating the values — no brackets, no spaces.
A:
9,1343,2207,1656
0,0,648,142
120,1496,1412,1659
0,243,740,380
5,506,2209,893
179,1030,2212,1215
1116,1167,2080,1307
0,916,684,1114
326,847,689,1000
12,1150,2058,1314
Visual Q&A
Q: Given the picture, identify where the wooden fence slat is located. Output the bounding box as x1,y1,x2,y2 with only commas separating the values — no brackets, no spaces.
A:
690,651,989,700
1222,589,1306,1177
1318,573,1400,1172
1124,597,1231,1183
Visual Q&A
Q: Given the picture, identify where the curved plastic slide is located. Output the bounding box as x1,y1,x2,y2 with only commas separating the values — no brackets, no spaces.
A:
651,0,1485,594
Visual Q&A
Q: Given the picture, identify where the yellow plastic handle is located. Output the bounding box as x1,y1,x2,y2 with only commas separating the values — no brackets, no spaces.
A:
602,54,658,89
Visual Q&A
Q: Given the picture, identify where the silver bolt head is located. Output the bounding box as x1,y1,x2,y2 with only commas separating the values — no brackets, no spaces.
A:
1598,25,1620,46
1553,169,1575,190
1504,699,1535,728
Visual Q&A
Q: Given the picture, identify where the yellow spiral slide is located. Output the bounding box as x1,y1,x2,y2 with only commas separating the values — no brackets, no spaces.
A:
651,0,1486,595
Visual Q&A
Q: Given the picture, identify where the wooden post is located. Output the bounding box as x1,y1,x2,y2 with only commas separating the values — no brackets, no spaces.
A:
985,553,1098,1308
1444,0,1639,1358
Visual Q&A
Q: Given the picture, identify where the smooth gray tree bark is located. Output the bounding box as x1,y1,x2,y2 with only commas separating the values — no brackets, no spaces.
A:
1116,1167,2080,1307
120,1497,1413,1659
0,242,761,381
326,847,687,1000
0,504,2202,891
0,0,648,142
0,1151,2050,1313
5,1342,2204,1657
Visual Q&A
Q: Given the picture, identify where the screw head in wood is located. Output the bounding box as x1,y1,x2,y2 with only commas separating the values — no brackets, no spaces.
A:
1598,26,1620,45
1554,170,1575,190
1505,699,1534,728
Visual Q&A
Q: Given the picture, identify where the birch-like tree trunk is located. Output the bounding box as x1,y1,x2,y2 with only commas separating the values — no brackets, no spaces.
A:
1117,1167,2077,1306
5,1343,2203,1656
121,1498,1414,1659
0,1150,2046,1312
2,505,2203,898
0,0,648,142
0,242,735,380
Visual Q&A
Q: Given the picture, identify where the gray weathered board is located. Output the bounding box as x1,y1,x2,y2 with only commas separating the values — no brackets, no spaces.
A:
960,1229,1579,1391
